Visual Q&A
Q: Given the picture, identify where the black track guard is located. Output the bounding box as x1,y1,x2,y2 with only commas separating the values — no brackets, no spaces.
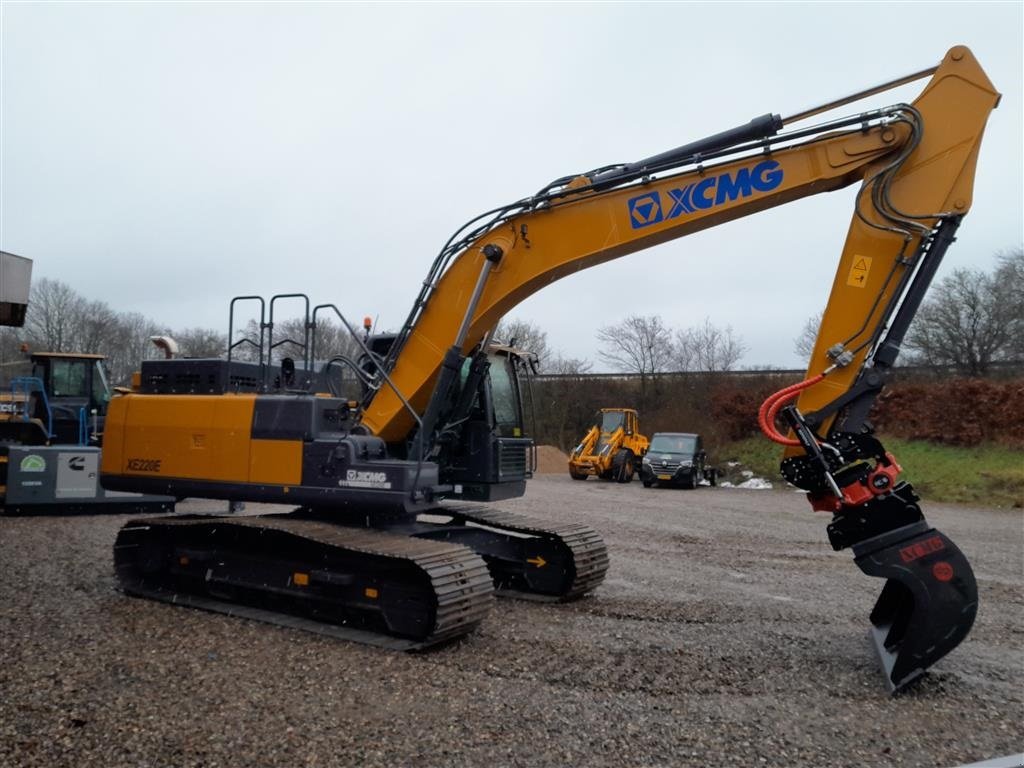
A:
852,521,978,693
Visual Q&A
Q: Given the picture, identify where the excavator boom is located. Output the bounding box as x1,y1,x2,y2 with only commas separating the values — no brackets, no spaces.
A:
363,47,998,445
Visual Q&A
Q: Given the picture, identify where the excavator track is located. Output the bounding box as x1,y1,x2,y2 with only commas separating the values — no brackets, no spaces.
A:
418,507,610,602
114,514,494,650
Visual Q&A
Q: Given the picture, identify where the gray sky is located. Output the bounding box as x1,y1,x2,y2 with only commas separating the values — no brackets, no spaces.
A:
3,2,1021,369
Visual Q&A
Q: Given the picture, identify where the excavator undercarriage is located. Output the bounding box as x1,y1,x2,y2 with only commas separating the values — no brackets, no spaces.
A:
114,504,610,649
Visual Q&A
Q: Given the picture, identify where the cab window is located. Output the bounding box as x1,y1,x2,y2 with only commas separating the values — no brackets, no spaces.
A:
50,359,89,398
91,360,111,405
600,411,625,433
488,354,521,437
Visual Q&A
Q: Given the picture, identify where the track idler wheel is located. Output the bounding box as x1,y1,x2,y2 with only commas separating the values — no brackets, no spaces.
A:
852,520,978,692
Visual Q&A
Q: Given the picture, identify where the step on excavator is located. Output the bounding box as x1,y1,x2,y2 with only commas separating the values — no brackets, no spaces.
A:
568,408,648,482
101,46,998,692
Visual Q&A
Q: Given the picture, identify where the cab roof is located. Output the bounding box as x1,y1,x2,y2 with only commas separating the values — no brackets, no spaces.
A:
31,352,106,360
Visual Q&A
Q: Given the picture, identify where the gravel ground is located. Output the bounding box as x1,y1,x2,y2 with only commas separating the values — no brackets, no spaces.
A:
1,478,1021,768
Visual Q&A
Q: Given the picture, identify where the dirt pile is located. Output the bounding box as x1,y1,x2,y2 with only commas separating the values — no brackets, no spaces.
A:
535,444,569,474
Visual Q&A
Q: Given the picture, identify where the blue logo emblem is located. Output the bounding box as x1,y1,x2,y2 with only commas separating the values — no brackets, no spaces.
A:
628,193,663,228
627,160,784,230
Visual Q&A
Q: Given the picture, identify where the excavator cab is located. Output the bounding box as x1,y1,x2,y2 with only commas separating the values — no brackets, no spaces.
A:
356,331,535,501
441,344,535,502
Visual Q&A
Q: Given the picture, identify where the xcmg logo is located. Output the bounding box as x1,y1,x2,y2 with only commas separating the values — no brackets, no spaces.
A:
627,160,784,229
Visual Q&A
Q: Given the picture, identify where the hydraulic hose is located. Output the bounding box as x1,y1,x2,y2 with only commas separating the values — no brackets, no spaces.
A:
758,374,826,446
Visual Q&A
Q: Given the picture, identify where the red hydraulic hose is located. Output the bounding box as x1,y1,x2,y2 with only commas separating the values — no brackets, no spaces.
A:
757,374,826,446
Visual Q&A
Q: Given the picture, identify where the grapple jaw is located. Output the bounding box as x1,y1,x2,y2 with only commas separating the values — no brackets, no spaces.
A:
852,520,978,692
781,427,980,693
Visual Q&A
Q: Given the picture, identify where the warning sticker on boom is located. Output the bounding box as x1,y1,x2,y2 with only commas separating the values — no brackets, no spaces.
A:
847,255,872,288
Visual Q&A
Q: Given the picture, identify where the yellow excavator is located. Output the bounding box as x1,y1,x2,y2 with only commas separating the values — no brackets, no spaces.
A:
568,408,648,481
101,47,998,691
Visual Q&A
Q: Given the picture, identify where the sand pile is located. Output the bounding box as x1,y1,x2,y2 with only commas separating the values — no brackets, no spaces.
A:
535,444,570,474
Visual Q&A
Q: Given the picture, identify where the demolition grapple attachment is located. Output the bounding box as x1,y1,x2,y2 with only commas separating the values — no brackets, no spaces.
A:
851,517,977,691
778,409,979,692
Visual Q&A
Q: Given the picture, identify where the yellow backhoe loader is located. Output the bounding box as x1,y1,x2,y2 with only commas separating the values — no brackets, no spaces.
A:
568,408,648,482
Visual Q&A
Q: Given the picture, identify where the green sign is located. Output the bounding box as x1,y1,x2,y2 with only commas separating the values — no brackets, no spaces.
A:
20,454,46,473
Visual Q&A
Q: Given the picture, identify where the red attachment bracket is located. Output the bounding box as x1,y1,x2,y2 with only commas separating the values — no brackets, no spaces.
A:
808,453,903,513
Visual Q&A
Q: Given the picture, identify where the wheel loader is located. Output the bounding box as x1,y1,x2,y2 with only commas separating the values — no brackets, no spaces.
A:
99,46,998,692
568,408,648,482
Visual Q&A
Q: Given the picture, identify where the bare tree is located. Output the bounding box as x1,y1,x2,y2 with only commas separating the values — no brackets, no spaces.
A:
793,310,824,364
533,354,594,449
544,355,593,376
905,250,1023,375
494,317,550,371
104,312,165,385
74,299,118,356
673,317,747,372
24,278,83,351
0,275,234,389
235,317,361,366
670,329,696,372
0,326,29,377
171,327,227,359
596,315,673,405
308,318,360,362
992,247,1024,359
597,315,673,375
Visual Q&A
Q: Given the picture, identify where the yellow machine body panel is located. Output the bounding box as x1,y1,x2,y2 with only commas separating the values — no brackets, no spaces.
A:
101,393,303,486
249,439,304,486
